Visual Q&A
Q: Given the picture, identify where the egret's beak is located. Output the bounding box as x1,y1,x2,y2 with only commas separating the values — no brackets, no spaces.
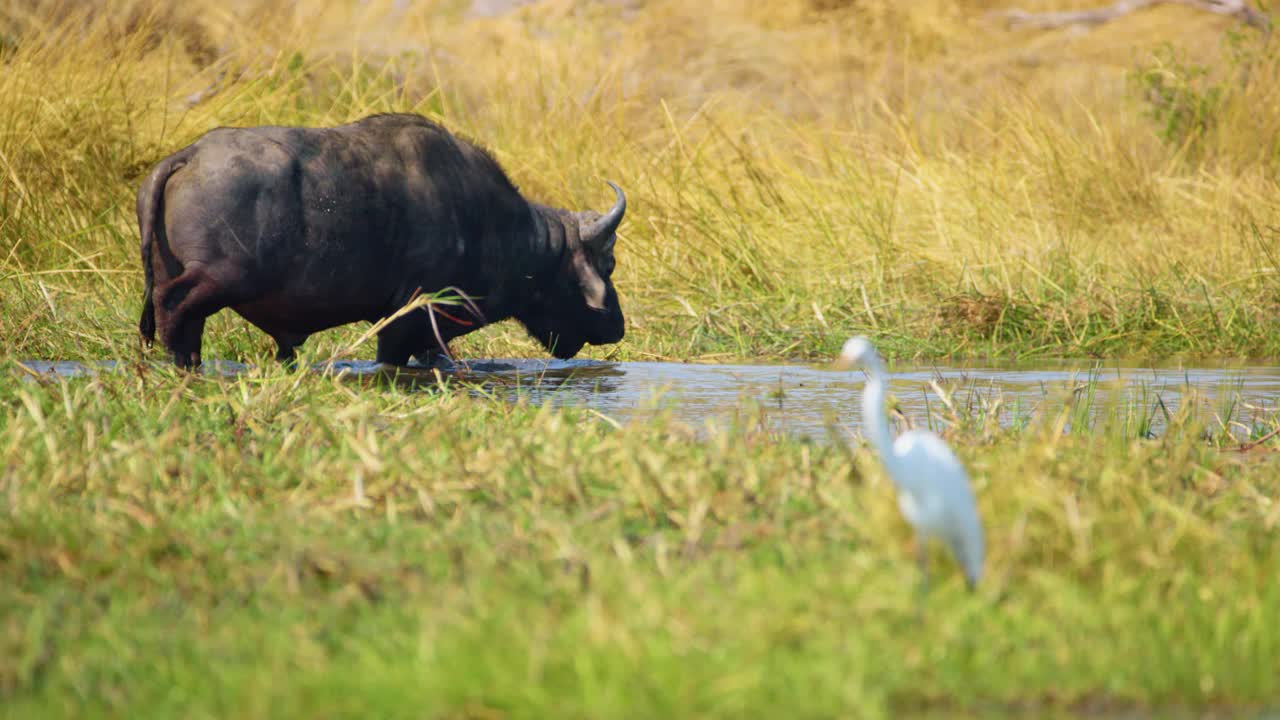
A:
833,354,855,371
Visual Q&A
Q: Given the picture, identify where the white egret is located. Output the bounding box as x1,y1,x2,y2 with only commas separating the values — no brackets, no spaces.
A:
836,336,984,591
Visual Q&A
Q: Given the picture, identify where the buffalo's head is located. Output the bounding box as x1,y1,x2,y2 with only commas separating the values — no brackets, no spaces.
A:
518,182,626,359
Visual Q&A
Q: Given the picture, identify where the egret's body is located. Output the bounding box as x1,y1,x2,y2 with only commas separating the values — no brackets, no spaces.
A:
838,337,984,589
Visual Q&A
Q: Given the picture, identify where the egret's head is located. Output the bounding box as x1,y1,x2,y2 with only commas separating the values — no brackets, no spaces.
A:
835,336,877,370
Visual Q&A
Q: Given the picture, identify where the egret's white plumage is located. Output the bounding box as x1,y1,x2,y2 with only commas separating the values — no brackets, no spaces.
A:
837,336,984,589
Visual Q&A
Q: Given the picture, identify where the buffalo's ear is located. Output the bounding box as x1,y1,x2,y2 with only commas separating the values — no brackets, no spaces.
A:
589,228,618,257
572,249,608,310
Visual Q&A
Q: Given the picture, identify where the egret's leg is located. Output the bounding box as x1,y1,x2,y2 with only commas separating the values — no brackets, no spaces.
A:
916,536,930,598
909,536,930,622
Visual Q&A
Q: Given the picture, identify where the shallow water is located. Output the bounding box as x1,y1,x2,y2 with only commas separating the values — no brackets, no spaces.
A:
14,357,1280,441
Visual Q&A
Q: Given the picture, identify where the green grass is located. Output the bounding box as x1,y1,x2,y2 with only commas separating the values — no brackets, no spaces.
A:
4,1,1280,716
2,366,1279,718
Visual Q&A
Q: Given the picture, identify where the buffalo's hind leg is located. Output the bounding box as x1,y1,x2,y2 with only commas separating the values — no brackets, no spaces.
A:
173,315,207,370
154,265,227,370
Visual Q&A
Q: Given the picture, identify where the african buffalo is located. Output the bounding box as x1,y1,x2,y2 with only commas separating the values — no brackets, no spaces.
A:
136,113,626,368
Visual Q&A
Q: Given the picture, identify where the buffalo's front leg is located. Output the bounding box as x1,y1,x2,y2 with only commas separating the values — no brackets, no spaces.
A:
375,311,462,367
374,315,426,367
411,347,449,368
272,333,307,368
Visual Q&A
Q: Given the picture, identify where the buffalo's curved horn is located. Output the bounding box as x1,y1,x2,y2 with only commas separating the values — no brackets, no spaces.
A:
580,181,626,252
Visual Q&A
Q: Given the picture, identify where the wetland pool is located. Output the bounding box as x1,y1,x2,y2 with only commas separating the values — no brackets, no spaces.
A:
15,357,1280,442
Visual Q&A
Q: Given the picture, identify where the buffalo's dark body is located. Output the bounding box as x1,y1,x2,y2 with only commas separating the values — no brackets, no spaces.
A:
137,113,625,367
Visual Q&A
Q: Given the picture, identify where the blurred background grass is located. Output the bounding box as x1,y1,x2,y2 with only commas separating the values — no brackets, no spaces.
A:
2,0,1279,364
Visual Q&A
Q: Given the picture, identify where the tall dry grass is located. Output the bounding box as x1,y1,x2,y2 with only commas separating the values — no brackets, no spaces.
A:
2,0,1279,363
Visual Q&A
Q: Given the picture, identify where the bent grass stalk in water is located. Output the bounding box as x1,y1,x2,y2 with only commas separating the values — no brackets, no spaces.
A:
333,286,485,366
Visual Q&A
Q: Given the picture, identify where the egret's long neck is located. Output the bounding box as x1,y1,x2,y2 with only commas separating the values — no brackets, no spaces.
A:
860,357,899,472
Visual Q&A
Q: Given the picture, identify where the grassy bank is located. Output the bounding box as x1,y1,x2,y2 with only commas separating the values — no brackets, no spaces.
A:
2,367,1279,718
2,1,1279,364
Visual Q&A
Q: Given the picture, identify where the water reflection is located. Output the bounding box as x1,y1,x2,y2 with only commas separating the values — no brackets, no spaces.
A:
13,357,1280,441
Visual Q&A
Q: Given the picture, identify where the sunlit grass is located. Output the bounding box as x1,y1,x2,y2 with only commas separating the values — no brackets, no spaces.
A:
2,368,1278,717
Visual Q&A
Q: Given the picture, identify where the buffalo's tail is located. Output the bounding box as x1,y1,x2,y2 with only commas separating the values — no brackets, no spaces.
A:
137,149,191,347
